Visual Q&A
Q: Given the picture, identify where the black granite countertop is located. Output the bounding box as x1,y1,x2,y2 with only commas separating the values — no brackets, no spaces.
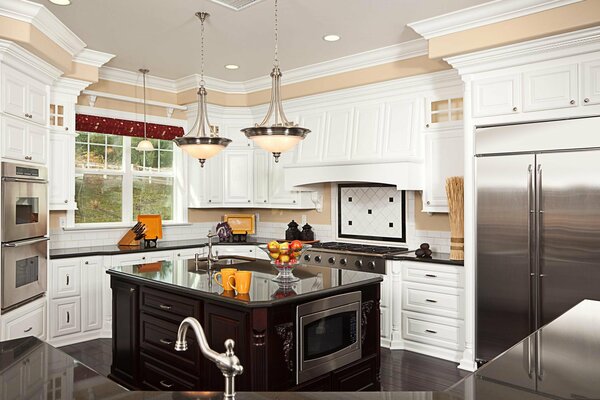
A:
385,252,464,266
2,300,599,398
49,237,272,260
107,258,382,308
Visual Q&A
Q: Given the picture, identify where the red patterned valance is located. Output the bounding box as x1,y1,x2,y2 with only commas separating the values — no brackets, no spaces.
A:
76,114,184,140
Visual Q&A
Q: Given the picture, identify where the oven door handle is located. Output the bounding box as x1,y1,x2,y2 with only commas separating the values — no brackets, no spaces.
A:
1,177,48,184
2,237,50,248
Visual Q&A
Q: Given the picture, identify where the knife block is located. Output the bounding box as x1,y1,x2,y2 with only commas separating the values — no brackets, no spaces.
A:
118,230,141,247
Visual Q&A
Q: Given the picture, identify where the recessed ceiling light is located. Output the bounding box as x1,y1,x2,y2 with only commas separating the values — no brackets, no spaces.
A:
49,0,71,5
323,34,341,42
224,64,240,70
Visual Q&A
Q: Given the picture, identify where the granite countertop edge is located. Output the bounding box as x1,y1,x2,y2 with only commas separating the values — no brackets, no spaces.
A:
384,252,464,266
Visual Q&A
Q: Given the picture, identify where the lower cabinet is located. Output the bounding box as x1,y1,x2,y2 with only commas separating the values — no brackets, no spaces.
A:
332,354,379,391
140,354,199,391
50,297,80,338
0,297,46,341
109,279,139,389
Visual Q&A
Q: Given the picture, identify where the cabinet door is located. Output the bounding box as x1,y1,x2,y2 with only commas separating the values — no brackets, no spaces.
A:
223,123,252,148
51,259,80,299
268,150,298,206
423,130,464,212
351,104,384,160
253,150,270,205
81,258,103,332
472,75,521,117
111,279,139,385
1,116,27,161
205,152,224,204
2,301,45,341
27,124,48,164
582,59,600,106
382,99,418,159
523,64,578,112
223,150,253,205
331,355,379,391
2,65,28,119
323,108,352,162
49,132,75,209
27,81,47,125
296,112,325,163
188,156,208,207
50,297,81,338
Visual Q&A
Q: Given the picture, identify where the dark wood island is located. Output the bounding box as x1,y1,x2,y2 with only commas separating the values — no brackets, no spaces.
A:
107,257,382,392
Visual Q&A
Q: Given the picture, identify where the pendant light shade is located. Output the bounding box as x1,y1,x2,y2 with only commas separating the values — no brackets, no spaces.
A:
241,0,310,162
174,12,230,167
136,68,154,152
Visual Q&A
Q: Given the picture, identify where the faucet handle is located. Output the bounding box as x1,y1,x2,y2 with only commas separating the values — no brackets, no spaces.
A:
224,339,244,376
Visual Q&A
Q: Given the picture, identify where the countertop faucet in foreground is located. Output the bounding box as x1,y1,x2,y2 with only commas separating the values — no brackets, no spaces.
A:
175,317,243,398
207,230,219,271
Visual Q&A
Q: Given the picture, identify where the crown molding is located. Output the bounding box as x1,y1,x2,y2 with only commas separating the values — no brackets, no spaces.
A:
0,39,62,82
408,0,581,40
0,0,86,56
445,25,600,75
52,77,92,96
73,48,115,68
98,39,429,95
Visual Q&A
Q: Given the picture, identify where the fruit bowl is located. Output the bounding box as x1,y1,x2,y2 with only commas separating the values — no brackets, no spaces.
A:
258,240,312,283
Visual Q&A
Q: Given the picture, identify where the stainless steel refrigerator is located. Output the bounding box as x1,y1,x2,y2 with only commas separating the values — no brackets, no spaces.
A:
475,116,600,364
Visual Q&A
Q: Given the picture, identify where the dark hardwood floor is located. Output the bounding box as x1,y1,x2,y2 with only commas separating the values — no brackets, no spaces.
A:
60,339,469,392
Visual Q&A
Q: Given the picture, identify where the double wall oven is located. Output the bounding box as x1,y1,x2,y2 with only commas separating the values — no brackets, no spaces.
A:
1,162,48,312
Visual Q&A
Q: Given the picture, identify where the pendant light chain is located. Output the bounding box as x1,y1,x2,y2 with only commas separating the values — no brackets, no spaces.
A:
274,0,279,68
200,12,206,86
142,70,147,139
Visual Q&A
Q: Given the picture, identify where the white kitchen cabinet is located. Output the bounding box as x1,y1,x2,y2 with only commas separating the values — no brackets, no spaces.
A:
0,297,46,341
351,103,384,160
222,123,253,148
51,259,81,299
50,297,80,338
422,129,464,213
111,250,173,266
49,131,76,210
174,247,206,261
81,258,103,332
223,150,254,205
1,64,47,125
382,99,419,159
424,96,464,129
214,245,256,258
205,152,224,205
582,59,600,106
253,149,270,205
1,115,47,164
472,74,521,117
269,150,299,206
296,112,325,163
323,108,353,162
523,64,578,112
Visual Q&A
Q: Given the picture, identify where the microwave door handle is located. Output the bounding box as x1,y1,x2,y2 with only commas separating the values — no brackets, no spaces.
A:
1,177,48,184
2,237,50,248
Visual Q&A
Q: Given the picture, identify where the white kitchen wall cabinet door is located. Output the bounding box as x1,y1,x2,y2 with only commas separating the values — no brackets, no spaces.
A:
1,116,27,161
27,124,48,164
582,59,600,106
253,149,270,205
81,258,103,332
423,130,464,213
351,104,384,160
27,82,48,125
382,99,419,159
472,75,521,117
49,132,76,210
269,150,299,206
323,108,353,162
188,156,208,207
205,152,224,205
296,112,325,163
223,150,254,205
2,65,28,119
223,123,253,148
523,64,578,112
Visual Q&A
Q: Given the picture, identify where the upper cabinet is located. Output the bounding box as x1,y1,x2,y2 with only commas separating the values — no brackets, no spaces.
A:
1,64,48,125
582,59,600,106
523,64,578,112
1,115,47,164
382,98,420,159
351,104,384,160
223,150,254,205
296,112,325,164
472,75,521,117
323,108,353,162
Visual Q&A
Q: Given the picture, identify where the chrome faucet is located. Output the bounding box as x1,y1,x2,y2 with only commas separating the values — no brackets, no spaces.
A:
207,230,219,271
175,317,243,398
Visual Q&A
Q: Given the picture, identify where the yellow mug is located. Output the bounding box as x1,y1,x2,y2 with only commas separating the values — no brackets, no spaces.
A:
214,268,237,291
228,271,252,294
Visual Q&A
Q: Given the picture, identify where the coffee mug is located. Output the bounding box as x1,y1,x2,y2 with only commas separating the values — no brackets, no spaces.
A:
228,271,252,294
214,268,237,291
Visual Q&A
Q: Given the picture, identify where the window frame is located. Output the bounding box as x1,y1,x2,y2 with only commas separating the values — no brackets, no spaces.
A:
68,106,188,228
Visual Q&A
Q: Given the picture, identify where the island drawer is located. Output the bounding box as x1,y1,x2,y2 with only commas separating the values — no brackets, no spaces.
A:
402,282,464,319
140,313,201,371
140,354,199,391
402,262,464,288
140,287,201,322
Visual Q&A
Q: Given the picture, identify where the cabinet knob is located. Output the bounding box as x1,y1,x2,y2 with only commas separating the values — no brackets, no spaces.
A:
570,99,576,105
426,200,430,205
425,123,430,128
65,127,69,131
584,98,590,103
64,200,68,203
129,287,135,293
293,200,296,203
512,107,518,112
208,200,212,203
264,200,267,203
142,256,146,260
247,200,251,203
85,261,89,265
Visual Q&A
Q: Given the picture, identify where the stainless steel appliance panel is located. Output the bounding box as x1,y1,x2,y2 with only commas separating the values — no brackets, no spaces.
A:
476,154,535,362
1,237,48,310
537,150,600,325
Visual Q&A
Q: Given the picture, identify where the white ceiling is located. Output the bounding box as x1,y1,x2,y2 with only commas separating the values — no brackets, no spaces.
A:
34,0,489,81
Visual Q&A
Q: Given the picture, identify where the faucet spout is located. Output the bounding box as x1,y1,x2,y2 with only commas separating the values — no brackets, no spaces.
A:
175,317,243,398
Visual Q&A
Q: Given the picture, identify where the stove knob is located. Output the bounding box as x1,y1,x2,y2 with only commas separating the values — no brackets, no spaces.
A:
328,257,336,264
314,256,322,263
367,261,376,270
340,258,347,265
355,260,363,268
303,254,311,262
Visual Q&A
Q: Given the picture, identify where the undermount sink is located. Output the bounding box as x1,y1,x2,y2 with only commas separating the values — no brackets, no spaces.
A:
187,256,253,272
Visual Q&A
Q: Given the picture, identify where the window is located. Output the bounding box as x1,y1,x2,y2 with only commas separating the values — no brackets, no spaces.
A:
74,132,178,225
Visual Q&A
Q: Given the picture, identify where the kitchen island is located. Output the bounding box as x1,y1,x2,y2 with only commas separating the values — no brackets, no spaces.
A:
107,257,382,392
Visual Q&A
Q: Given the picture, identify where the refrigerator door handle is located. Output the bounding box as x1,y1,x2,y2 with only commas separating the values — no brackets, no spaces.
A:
536,331,544,381
524,335,534,378
528,164,535,330
536,164,543,328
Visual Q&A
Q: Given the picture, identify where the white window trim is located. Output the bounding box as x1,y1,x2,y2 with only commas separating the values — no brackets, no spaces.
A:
68,106,189,227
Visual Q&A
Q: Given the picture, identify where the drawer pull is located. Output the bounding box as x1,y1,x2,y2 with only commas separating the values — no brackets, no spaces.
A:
425,274,437,278
66,311,70,324
23,327,32,333
425,329,437,334
160,380,174,388
66,274,70,286
159,304,172,310
425,299,438,303
159,338,173,345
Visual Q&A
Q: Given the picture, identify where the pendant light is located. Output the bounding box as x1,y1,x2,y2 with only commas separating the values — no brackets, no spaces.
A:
135,68,154,151
241,0,310,162
174,12,231,167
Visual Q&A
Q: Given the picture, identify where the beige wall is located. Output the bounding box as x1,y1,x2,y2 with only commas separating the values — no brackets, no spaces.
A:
429,0,600,59
49,210,66,229
413,192,450,232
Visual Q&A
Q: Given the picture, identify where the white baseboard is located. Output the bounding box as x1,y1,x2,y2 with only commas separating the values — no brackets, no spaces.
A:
402,340,463,363
48,330,110,348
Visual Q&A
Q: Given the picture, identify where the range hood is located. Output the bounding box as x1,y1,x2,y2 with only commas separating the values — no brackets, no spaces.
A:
284,160,424,190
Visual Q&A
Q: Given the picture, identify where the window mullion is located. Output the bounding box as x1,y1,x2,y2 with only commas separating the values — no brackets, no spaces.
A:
123,136,133,224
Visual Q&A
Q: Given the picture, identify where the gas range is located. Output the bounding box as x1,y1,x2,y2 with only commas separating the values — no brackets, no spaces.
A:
303,242,410,274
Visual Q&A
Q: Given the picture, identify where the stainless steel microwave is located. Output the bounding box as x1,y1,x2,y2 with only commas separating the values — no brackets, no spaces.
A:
296,291,362,384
